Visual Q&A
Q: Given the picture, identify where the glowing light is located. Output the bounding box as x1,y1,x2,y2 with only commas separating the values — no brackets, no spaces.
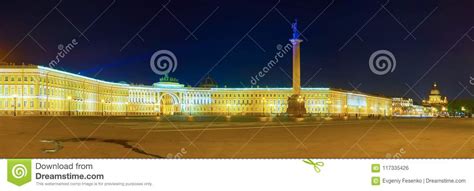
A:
297,96,304,103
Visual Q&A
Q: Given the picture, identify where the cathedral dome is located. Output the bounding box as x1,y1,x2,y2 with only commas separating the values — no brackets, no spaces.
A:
429,83,440,95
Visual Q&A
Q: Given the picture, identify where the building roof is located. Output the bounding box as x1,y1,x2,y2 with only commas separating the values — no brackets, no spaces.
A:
199,75,218,88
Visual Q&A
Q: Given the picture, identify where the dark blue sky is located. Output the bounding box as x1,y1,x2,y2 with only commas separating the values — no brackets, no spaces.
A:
0,0,473,103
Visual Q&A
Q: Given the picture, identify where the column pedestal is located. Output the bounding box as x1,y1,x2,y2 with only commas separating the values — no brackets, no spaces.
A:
286,94,306,117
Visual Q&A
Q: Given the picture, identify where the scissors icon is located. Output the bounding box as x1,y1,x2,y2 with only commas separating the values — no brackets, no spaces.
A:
303,159,324,173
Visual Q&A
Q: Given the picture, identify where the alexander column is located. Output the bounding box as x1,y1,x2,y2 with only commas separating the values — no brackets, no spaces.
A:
286,19,307,117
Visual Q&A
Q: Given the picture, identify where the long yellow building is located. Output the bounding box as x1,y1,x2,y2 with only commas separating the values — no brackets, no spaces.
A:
0,63,392,117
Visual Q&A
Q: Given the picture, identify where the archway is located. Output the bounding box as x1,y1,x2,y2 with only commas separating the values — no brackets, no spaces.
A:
158,93,180,115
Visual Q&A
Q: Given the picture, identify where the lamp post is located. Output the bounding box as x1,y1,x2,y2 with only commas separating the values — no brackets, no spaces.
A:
13,94,17,116
327,99,331,117
189,104,192,116
155,102,162,116
358,106,361,118
67,96,72,116
226,104,230,116
101,99,105,116
344,104,348,117
156,100,161,116
297,96,304,115
262,98,266,116
125,102,129,116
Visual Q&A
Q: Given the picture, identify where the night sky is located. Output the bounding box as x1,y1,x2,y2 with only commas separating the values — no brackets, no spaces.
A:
0,0,473,103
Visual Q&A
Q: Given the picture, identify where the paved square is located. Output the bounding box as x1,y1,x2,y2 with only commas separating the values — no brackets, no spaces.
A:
0,117,472,158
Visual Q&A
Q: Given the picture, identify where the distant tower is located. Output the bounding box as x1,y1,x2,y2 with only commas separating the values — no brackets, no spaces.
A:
286,19,307,117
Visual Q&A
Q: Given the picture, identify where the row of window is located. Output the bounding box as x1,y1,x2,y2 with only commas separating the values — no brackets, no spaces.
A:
0,76,35,82
1,100,34,108
0,79,335,102
0,85,35,96
0,74,130,94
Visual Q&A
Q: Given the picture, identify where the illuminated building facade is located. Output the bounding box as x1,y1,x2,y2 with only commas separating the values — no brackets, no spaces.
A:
392,97,431,117
0,63,392,117
392,97,413,116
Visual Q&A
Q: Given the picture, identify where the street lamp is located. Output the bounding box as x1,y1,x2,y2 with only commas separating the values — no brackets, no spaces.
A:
262,98,266,116
226,104,230,116
327,99,332,117
156,101,160,116
101,99,105,116
344,104,348,116
358,106,362,118
12,94,18,116
297,96,303,103
189,104,192,116
125,102,129,116
67,96,72,116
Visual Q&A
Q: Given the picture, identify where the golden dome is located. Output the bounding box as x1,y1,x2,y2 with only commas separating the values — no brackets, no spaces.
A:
430,83,440,95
